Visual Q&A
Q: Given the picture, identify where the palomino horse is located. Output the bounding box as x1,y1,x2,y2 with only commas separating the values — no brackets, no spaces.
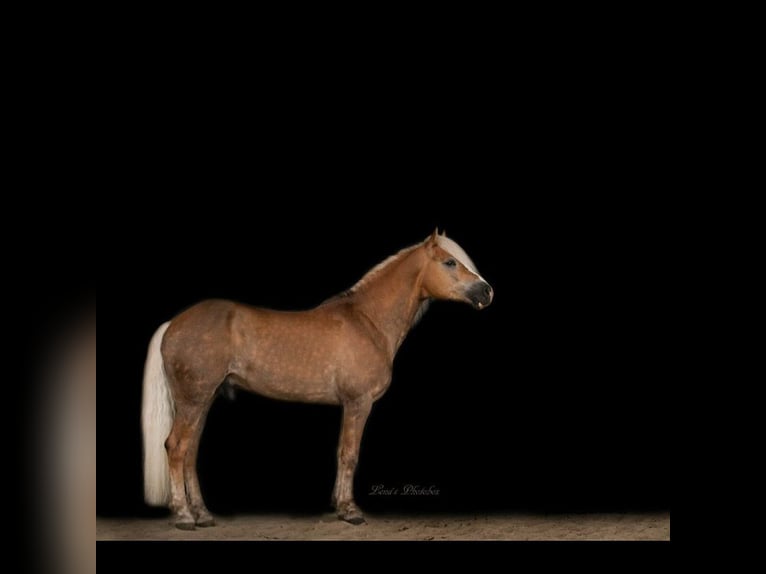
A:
141,230,493,529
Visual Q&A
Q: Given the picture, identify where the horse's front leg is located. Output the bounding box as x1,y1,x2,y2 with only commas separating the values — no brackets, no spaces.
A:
333,397,372,525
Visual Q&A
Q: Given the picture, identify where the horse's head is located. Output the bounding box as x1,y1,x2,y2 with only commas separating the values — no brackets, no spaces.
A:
421,229,494,310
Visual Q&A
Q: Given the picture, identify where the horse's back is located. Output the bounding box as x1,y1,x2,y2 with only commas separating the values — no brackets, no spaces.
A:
160,298,343,381
164,299,239,343
162,298,336,360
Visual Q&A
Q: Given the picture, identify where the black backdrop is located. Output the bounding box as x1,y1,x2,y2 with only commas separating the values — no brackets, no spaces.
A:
92,32,675,517
99,192,670,517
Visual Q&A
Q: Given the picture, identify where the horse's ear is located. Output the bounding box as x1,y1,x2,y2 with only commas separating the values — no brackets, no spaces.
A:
425,228,439,254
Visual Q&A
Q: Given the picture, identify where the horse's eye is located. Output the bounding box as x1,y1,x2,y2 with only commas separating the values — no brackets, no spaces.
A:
444,259,457,267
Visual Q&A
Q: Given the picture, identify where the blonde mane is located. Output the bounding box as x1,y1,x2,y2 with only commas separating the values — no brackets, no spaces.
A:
347,243,422,294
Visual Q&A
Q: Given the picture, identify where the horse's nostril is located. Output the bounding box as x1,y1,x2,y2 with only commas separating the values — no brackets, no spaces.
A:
483,284,492,297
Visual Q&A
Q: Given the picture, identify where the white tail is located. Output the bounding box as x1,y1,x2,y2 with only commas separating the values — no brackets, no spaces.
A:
141,321,174,506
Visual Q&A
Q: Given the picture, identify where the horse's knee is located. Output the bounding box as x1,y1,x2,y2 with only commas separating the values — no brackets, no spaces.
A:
340,451,358,468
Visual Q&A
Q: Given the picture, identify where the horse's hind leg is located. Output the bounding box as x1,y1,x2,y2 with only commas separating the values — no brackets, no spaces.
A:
165,391,216,530
184,405,215,527
165,411,197,530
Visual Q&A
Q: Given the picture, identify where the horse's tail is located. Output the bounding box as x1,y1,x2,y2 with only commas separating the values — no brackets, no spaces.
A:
141,321,174,507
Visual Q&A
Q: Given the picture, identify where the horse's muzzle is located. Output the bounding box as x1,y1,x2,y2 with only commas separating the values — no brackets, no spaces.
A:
467,281,494,310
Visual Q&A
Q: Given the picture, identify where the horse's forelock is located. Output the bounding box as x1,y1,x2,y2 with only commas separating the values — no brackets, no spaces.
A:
435,235,479,274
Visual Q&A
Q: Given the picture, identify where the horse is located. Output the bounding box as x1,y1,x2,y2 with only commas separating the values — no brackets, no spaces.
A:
141,229,493,529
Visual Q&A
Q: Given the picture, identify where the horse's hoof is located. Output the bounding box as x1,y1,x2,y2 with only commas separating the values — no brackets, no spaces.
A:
196,517,216,527
175,521,196,531
338,506,367,525
345,515,367,526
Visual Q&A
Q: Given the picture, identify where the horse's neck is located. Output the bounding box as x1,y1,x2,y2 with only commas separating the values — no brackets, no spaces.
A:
352,250,426,359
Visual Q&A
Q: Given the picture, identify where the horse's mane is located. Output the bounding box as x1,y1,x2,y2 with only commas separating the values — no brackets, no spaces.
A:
345,242,423,295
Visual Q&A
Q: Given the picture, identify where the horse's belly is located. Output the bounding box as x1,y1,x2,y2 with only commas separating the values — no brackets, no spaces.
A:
229,363,340,405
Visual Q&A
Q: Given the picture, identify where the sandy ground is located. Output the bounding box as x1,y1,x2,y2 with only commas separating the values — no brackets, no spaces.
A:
97,512,669,541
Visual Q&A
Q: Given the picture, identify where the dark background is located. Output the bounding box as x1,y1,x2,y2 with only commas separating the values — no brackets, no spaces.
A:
91,23,675,519
98,194,671,517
